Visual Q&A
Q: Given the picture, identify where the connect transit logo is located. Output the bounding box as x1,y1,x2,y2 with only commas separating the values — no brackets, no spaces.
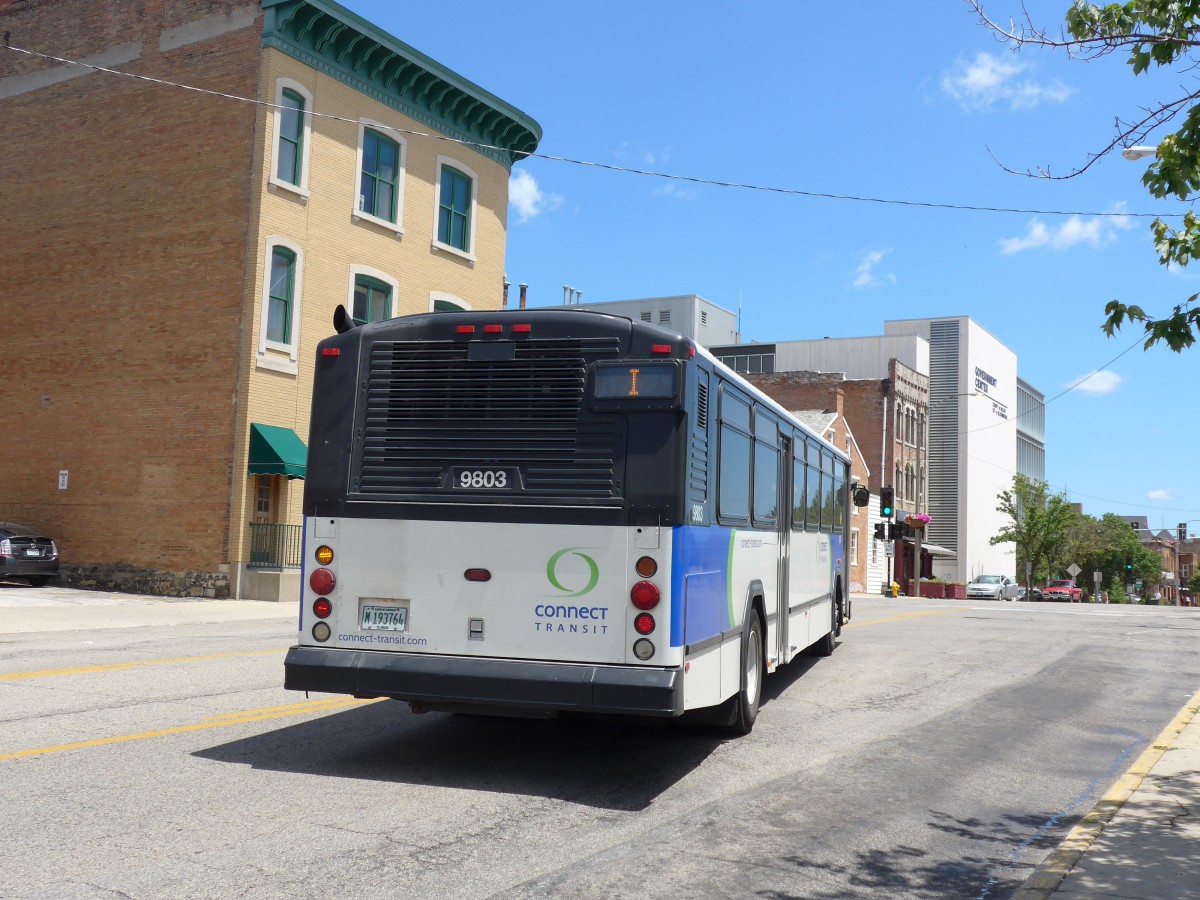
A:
546,547,600,597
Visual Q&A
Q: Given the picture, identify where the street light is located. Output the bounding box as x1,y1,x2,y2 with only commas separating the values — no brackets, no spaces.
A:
1122,145,1158,161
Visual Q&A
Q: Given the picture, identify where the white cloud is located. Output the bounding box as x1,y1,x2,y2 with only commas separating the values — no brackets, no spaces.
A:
852,249,896,289
508,170,563,224
999,205,1134,254
941,51,1072,111
653,181,698,200
1068,370,1123,396
1148,488,1176,501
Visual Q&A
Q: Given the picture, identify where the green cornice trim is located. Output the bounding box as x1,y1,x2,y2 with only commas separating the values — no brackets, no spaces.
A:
260,0,542,169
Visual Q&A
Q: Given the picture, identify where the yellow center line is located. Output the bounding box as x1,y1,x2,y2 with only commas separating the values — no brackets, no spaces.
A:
844,608,966,628
0,697,382,761
0,648,287,682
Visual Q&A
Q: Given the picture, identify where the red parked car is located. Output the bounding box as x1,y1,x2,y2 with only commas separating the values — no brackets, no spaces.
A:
1042,579,1083,602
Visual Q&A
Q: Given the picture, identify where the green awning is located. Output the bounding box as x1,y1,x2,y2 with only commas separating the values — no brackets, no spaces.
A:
248,423,307,478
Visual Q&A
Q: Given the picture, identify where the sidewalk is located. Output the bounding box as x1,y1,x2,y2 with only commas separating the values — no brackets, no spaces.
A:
0,583,296,634
1016,686,1200,899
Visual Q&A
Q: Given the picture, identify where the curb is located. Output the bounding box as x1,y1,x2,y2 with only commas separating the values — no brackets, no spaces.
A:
1012,686,1200,899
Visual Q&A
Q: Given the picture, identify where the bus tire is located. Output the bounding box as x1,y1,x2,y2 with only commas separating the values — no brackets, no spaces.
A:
814,600,836,657
725,611,763,736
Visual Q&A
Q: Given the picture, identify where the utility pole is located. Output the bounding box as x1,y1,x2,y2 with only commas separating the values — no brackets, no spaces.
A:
911,414,923,598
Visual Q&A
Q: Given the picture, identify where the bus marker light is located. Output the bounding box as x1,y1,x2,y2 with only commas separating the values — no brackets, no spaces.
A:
313,598,332,618
635,556,657,577
634,613,655,635
315,545,334,565
631,580,659,610
312,622,331,642
484,324,503,333
456,325,475,334
684,662,691,673
633,639,654,660
309,568,335,595
321,347,340,357
512,323,531,333
651,343,672,355
464,568,492,582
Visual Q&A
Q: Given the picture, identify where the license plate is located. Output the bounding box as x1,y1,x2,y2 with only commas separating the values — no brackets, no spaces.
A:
24,549,40,557
361,604,407,631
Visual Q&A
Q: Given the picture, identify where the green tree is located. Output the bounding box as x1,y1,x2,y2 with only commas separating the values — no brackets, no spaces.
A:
992,475,1081,590
1189,571,1200,594
970,1,1200,351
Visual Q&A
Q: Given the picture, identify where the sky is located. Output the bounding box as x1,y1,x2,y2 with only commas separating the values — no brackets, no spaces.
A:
341,0,1197,530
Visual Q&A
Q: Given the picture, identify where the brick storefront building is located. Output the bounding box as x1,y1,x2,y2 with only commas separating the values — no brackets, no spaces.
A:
0,0,541,598
745,360,931,593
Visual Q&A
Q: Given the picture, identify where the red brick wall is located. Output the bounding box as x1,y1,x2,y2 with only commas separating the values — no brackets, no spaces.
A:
0,1,262,572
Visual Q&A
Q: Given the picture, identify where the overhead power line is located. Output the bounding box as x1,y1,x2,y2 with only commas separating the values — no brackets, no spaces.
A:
0,41,1189,220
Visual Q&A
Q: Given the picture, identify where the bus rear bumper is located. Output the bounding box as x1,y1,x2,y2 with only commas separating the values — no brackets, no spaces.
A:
284,646,684,717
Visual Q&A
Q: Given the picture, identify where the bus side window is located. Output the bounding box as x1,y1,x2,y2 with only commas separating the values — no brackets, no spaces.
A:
717,387,751,524
792,454,806,531
752,409,779,526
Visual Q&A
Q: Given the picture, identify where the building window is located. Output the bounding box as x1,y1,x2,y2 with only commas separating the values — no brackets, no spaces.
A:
436,160,474,254
256,475,272,516
850,529,859,565
347,266,399,327
359,127,400,223
276,89,304,185
257,237,304,374
430,290,470,312
267,247,295,344
269,79,312,197
353,276,391,325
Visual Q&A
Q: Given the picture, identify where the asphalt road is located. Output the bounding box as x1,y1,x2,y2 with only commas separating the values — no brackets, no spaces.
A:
3,592,1199,899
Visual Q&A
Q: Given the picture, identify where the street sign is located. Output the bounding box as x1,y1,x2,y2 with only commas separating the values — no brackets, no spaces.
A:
1067,563,1081,578
885,542,894,558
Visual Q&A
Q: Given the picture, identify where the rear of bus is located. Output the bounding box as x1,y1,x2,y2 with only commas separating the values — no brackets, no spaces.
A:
284,309,694,717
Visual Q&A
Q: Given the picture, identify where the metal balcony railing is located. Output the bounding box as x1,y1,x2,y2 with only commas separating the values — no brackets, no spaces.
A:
247,523,303,569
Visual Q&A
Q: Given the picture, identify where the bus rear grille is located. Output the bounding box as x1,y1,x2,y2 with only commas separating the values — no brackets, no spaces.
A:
356,338,621,500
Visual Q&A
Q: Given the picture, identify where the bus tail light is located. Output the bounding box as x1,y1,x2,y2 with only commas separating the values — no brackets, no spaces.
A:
315,545,334,565
630,581,660,610
313,598,332,618
634,613,655,635
464,568,492,582
633,639,654,660
309,568,335,595
635,556,657,577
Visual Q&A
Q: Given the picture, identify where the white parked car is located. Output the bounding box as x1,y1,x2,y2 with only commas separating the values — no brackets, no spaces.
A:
967,575,1019,601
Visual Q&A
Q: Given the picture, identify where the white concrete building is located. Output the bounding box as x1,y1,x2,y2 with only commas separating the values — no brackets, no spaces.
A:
561,294,740,346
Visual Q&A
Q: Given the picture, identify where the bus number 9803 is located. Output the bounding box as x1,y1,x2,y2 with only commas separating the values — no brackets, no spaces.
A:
455,469,510,489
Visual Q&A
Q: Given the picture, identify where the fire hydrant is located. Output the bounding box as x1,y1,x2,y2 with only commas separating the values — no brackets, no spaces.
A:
890,581,900,598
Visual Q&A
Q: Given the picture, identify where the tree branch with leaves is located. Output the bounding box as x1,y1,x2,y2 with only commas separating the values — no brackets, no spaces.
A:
969,0,1200,351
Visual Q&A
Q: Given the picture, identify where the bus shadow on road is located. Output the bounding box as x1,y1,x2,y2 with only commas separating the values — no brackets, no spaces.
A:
194,701,729,811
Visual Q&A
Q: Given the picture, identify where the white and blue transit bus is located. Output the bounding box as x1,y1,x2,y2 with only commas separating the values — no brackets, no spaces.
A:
285,307,853,734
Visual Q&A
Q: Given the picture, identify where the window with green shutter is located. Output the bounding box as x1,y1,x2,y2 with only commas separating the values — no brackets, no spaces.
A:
359,129,399,222
438,165,472,251
267,248,295,344
276,89,304,185
352,276,392,325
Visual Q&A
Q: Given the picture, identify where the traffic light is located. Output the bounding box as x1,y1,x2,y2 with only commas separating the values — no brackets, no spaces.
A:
1179,522,1187,542
874,522,885,541
880,487,894,518
1125,555,1134,576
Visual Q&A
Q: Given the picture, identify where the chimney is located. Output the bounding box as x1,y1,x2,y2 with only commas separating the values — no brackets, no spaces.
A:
502,280,510,309
519,283,528,310
562,285,569,305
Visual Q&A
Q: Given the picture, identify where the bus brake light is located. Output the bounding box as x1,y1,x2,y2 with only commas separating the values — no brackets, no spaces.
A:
651,344,672,355
634,613,655,635
484,324,503,333
309,568,335,595
313,598,332,618
630,581,660,610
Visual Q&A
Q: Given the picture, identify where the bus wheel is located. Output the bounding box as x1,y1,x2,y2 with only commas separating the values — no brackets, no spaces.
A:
814,601,836,657
726,612,763,735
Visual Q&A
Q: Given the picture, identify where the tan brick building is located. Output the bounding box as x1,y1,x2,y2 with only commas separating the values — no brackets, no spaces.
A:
0,0,541,599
